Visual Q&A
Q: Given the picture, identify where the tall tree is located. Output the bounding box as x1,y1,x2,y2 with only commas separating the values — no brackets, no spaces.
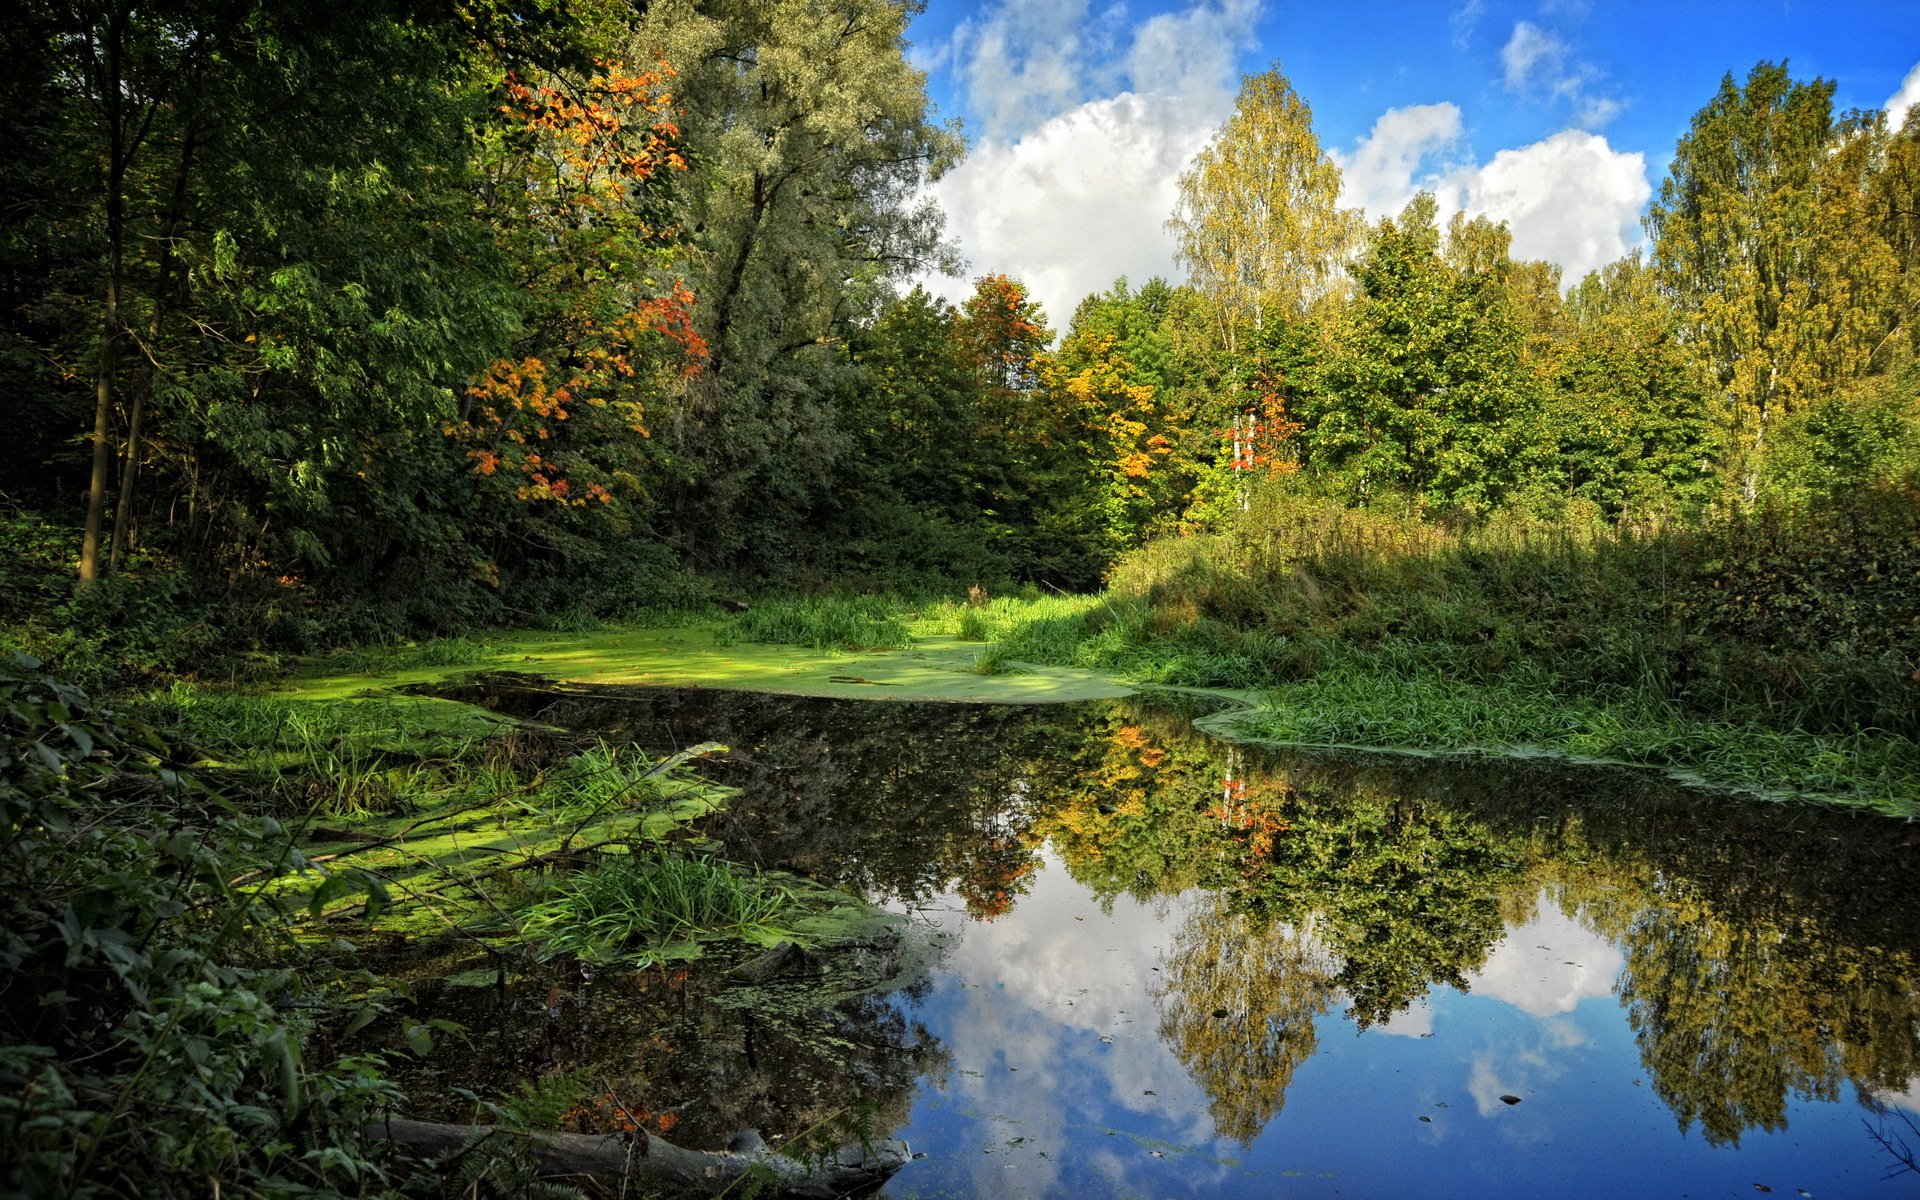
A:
1551,255,1717,516
1168,67,1360,351
1647,61,1915,497
1306,195,1544,511
629,0,962,572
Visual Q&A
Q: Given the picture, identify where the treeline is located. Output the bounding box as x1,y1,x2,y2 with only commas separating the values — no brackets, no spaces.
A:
2,4,1916,676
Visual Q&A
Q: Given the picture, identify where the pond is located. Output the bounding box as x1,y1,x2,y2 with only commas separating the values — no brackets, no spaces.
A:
397,682,1920,1198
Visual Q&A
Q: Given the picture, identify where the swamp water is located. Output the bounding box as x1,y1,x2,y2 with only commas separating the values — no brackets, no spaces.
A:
395,682,1920,1197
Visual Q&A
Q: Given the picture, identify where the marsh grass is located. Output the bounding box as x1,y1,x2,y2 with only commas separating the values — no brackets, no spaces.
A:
966,490,1920,814
719,595,914,651
1208,659,1920,815
518,853,800,963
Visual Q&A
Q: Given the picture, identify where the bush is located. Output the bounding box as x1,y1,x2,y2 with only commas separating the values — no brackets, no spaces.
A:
0,653,400,1196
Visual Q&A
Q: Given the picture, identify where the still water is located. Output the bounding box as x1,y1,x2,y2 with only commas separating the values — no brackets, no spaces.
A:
422,681,1920,1197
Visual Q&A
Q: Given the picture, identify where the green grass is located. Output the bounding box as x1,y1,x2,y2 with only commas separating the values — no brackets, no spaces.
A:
913,492,1920,816
517,852,802,964
1202,659,1920,816
719,594,915,651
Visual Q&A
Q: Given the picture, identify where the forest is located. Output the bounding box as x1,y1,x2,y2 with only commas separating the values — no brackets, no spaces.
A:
2,0,1918,1195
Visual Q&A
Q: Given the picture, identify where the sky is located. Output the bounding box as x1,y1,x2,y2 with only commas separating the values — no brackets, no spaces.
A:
903,0,1920,329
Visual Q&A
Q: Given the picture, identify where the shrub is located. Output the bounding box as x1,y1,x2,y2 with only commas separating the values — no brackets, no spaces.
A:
0,653,399,1196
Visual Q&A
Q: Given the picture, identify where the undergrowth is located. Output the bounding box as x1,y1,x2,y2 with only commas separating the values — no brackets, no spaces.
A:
972,487,1920,814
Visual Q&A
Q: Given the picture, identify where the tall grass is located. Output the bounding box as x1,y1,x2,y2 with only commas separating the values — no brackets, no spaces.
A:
719,595,915,651
974,486,1920,812
517,853,800,963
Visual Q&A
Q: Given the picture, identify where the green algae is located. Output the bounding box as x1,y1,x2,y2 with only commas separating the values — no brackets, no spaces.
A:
275,623,1135,708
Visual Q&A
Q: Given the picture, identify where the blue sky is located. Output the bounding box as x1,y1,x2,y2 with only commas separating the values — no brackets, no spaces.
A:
904,0,1920,327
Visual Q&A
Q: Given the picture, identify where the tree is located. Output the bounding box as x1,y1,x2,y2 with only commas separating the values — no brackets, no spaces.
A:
1647,62,1915,497
1306,195,1544,511
1168,67,1361,351
445,59,707,593
629,0,963,573
2,0,585,611
1550,255,1717,515
1040,280,1185,558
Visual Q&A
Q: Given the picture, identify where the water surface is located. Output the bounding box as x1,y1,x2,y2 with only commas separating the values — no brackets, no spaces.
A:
420,680,1920,1197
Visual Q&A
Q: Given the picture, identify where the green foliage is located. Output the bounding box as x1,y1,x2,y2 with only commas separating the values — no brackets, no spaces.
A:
721,595,915,652
1306,194,1545,513
0,653,401,1197
0,511,223,691
982,488,1920,810
517,852,800,964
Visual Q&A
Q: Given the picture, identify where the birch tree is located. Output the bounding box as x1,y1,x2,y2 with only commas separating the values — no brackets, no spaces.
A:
1167,67,1360,351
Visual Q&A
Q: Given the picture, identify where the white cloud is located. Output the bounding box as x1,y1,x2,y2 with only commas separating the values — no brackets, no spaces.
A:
1439,130,1650,283
950,0,1106,141
1448,0,1485,49
1332,102,1466,219
1887,61,1920,133
1336,111,1650,286
1499,20,1620,129
1463,898,1622,1018
920,0,1261,329
1500,21,1563,92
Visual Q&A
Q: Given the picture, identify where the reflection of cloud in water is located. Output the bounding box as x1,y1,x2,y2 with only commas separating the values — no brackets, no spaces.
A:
1374,996,1435,1039
911,848,1224,1197
1877,1074,1920,1114
1466,893,1622,1017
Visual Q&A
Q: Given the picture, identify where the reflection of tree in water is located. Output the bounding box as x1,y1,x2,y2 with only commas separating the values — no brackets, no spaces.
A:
451,682,1086,913
1049,705,1920,1147
1153,897,1337,1143
1040,704,1518,1027
1246,780,1516,1027
1609,881,1920,1145
430,681,1920,1151
391,935,947,1151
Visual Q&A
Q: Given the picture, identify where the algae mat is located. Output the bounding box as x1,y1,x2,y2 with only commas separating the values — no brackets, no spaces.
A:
277,625,1135,706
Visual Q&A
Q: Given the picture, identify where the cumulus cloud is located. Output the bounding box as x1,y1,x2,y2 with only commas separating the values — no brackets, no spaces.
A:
1335,109,1650,285
920,0,1260,328
1463,899,1622,1018
1887,61,1920,133
1499,20,1620,129
1439,130,1651,283
1331,103,1466,218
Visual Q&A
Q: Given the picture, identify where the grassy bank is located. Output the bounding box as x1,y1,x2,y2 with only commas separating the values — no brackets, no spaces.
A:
905,488,1920,817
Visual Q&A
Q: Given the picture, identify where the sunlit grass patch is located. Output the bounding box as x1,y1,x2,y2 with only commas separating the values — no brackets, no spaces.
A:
719,595,914,651
518,852,801,964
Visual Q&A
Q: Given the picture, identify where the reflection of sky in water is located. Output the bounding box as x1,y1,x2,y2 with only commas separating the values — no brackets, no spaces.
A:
882,863,1903,1198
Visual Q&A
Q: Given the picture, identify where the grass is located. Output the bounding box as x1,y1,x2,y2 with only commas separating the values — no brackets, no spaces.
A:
920,490,1920,817
516,852,802,964
1202,659,1920,816
719,594,915,651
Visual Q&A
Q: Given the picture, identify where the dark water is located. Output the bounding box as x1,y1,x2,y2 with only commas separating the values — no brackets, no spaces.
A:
413,679,1920,1198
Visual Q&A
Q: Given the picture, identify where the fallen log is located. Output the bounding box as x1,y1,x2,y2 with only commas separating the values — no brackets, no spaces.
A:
367,1116,911,1198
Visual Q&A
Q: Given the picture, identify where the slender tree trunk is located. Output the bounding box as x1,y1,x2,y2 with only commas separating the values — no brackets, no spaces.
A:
110,126,196,572
79,9,128,588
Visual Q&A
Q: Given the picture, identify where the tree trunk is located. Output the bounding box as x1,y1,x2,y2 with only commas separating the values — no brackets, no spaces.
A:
79,8,129,589
110,124,197,572
366,1116,912,1198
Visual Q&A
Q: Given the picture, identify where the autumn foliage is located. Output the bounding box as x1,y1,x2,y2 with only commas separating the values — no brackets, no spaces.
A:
449,61,707,509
